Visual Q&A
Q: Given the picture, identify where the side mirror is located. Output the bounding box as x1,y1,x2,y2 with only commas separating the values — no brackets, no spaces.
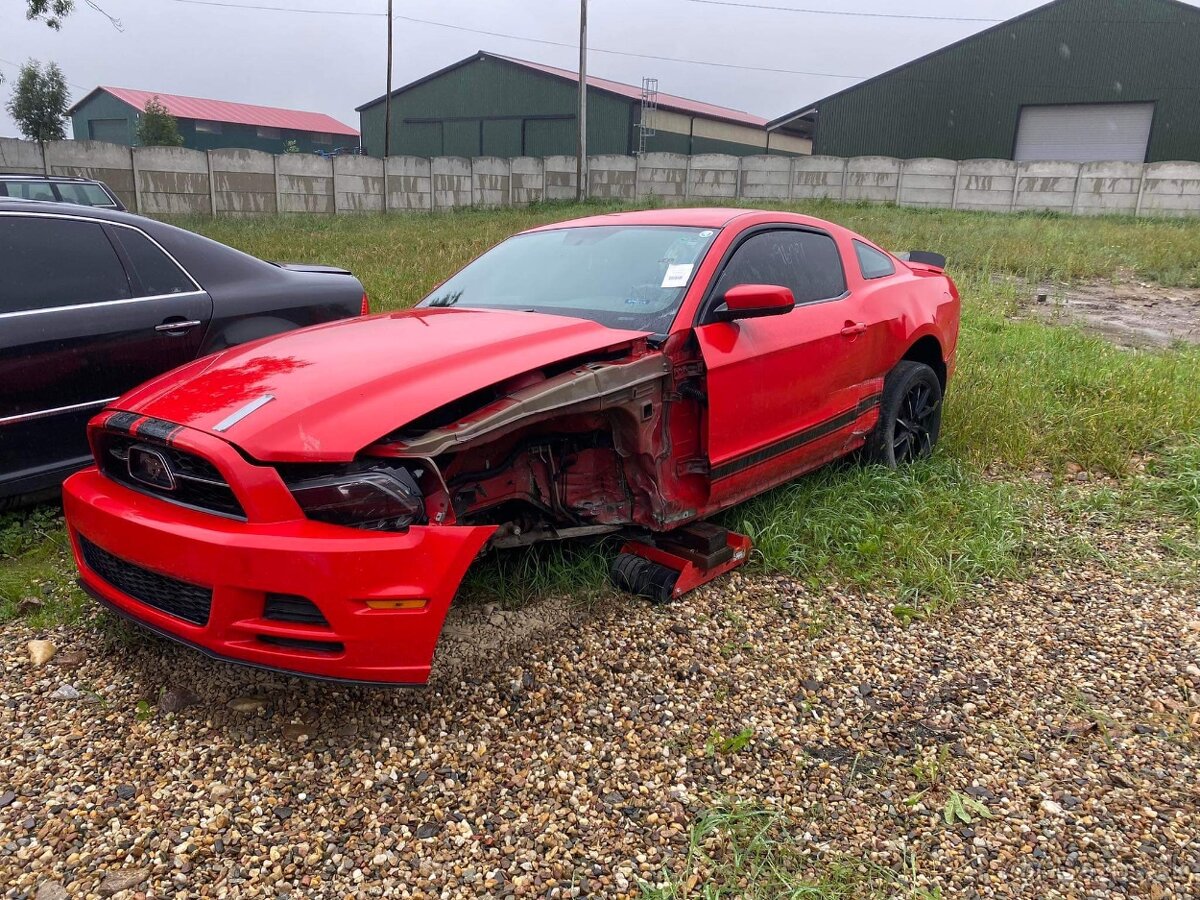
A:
712,284,796,322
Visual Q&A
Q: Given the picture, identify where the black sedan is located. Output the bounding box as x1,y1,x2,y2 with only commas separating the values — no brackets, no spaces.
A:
0,200,368,507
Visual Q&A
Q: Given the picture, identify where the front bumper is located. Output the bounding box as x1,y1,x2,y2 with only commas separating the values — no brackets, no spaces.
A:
63,466,494,685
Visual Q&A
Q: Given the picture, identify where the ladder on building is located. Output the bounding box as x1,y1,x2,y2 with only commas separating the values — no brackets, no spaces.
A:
637,77,659,156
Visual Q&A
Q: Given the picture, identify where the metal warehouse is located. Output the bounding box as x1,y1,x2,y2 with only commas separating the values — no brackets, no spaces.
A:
769,0,1200,163
357,51,812,158
68,87,359,155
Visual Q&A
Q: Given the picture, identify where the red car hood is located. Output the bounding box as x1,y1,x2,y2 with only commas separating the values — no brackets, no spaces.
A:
113,308,649,462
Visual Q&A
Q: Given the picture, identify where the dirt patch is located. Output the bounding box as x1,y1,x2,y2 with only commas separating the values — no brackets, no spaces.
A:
1011,276,1200,348
432,593,587,683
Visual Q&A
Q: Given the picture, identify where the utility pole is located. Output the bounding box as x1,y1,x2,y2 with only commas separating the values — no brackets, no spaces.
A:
576,0,588,201
384,0,393,158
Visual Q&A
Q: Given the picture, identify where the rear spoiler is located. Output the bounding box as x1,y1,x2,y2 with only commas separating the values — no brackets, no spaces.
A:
898,251,947,272
270,262,354,276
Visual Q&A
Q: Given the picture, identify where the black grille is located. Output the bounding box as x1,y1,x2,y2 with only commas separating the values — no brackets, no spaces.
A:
79,536,213,626
263,594,329,626
95,430,245,519
257,636,344,655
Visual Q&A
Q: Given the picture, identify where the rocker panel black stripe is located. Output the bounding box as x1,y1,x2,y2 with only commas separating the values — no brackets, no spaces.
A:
712,392,882,481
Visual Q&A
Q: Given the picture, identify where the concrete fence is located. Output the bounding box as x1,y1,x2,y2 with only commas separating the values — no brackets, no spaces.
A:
5,137,1200,218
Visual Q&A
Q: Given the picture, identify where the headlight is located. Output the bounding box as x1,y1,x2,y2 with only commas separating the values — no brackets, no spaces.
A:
290,468,425,530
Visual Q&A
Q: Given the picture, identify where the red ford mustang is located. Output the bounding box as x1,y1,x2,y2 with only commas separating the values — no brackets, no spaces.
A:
63,209,960,685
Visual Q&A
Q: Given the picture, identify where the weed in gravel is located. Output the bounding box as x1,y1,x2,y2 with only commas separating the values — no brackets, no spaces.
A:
941,791,994,826
639,803,896,899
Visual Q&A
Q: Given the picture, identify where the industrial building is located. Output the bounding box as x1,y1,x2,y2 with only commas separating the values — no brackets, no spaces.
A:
357,51,811,158
68,87,359,154
768,0,1200,163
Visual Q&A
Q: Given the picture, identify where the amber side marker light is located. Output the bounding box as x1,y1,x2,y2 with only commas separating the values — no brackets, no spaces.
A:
364,599,427,610
360,292,370,316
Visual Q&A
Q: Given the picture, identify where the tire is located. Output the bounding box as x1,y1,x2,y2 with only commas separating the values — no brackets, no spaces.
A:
862,360,943,468
610,552,679,604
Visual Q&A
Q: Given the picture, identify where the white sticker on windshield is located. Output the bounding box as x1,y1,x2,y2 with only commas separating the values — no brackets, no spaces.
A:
661,263,694,288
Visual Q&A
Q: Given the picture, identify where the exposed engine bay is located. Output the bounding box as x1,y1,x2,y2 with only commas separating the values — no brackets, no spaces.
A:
352,334,710,549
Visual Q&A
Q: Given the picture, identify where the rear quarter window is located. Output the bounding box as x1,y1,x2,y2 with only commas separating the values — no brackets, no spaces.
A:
855,241,897,280
109,227,196,296
55,182,117,208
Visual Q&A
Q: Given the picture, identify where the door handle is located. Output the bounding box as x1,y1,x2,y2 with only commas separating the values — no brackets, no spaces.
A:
840,322,867,337
155,319,202,333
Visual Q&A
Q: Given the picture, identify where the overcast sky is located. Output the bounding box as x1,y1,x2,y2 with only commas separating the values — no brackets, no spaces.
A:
0,0,1189,139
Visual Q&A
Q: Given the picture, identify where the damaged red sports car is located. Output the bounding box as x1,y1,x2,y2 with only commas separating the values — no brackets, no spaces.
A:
63,208,960,685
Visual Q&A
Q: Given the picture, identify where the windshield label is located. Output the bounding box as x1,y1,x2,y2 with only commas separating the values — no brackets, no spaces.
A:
661,264,694,289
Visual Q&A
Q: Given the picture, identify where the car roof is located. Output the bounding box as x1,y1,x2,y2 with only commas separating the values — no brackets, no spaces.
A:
522,207,843,234
0,173,100,183
0,198,140,222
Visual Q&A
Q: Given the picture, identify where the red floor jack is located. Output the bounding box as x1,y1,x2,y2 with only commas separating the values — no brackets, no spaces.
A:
610,522,752,603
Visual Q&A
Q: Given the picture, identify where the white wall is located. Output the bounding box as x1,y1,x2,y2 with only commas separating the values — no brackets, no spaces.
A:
8,137,1200,218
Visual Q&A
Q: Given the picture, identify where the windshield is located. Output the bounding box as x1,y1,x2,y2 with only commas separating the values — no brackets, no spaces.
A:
418,225,718,332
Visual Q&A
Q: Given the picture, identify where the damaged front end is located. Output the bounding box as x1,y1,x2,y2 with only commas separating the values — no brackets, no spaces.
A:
64,333,712,685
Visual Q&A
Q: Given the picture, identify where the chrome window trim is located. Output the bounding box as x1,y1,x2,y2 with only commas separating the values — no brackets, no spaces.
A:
0,396,118,426
0,289,209,320
0,209,204,313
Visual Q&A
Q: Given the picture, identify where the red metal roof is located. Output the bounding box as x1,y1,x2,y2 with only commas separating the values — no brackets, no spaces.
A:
490,54,768,128
90,87,358,136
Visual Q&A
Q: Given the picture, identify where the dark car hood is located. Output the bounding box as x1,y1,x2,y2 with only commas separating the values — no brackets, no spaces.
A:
112,307,649,462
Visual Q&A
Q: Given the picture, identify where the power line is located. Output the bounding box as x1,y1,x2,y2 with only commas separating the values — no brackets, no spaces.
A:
0,55,89,91
684,0,1002,22
164,0,864,79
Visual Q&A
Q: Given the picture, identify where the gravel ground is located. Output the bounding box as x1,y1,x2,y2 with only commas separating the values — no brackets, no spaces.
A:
2,521,1197,899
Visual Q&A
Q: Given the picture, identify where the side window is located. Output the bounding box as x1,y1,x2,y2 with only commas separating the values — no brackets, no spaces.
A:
3,180,56,202
855,240,896,279
0,216,131,314
56,182,118,208
109,227,195,296
713,229,846,307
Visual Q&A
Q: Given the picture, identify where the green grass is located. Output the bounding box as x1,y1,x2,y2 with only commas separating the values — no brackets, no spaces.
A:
730,457,1024,608
639,803,907,899
3,200,1200,620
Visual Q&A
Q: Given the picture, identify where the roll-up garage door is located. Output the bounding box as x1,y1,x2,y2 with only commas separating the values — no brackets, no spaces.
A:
1013,103,1154,163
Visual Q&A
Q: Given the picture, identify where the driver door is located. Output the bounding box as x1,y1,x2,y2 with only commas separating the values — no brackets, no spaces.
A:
694,227,881,503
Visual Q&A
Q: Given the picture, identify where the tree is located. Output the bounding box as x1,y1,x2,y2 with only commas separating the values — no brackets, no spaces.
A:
6,60,69,142
26,0,74,29
136,96,184,147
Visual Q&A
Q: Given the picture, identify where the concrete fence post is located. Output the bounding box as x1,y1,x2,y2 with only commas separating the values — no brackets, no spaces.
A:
206,150,217,217
273,154,282,215
1134,164,1149,217
332,157,341,214
734,156,743,200
1010,167,1021,213
839,157,849,202
950,160,962,210
39,141,48,175
130,147,143,216
1069,170,1083,216
634,153,642,201
895,161,905,205
382,155,389,215
684,154,692,201
787,156,797,201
